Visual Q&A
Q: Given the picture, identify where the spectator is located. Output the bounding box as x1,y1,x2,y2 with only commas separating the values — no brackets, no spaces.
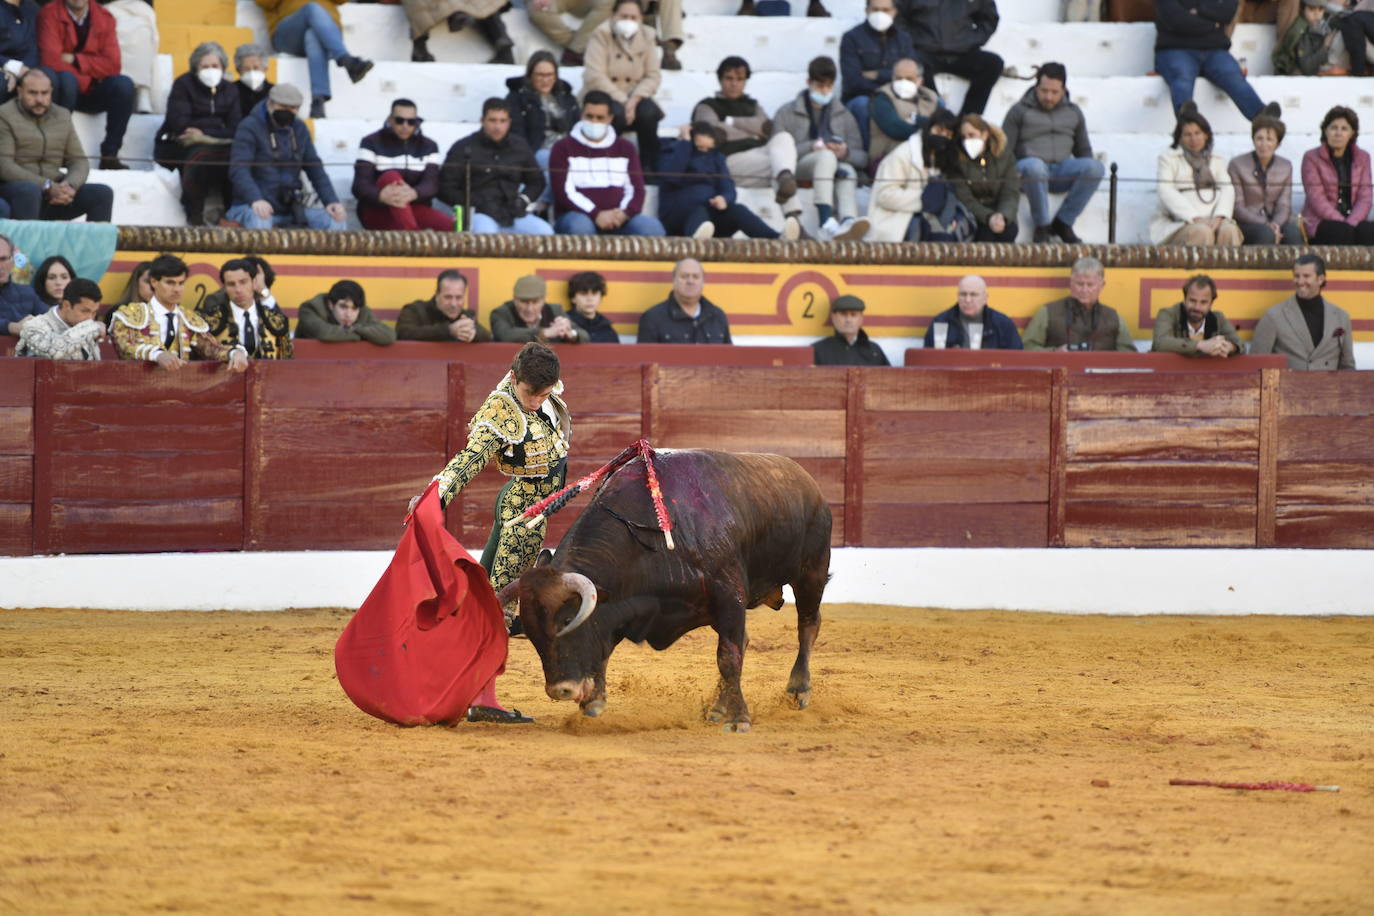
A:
154,42,242,227
108,259,153,327
527,0,612,66
15,276,103,359
898,0,1003,116
549,90,665,236
1063,0,1100,20
37,0,134,169
582,0,665,173
396,269,493,342
566,270,619,342
690,56,799,210
659,121,800,240
0,0,39,107
403,0,514,64
227,82,347,230
440,98,551,235
505,51,579,197
232,43,273,119
1302,104,1374,245
255,0,373,119
354,98,447,231
1002,62,1103,244
951,113,1018,242
110,254,248,371
1337,0,1374,76
912,108,976,241
1150,274,1243,357
197,257,293,359
0,233,46,337
924,274,1023,349
1273,1,1344,75
1251,252,1356,369
1228,114,1301,245
867,129,927,241
0,69,114,222
772,56,870,241
104,0,158,113
869,57,943,168
737,0,831,15
32,255,74,309
813,294,889,365
1154,0,1281,121
1022,256,1136,351
650,0,686,71
296,280,396,345
637,258,731,344
245,255,281,312
840,0,915,149
1151,103,1242,246
490,274,588,343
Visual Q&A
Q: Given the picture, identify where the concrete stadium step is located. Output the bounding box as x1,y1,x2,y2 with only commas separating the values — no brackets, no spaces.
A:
73,112,163,171
92,167,187,226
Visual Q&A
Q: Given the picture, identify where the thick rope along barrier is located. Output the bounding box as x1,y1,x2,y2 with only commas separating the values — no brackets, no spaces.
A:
505,439,675,550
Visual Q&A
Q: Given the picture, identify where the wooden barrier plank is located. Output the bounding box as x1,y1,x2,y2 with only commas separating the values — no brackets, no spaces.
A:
1047,367,1068,547
656,367,848,410
843,367,864,547
0,504,32,555
863,368,1051,413
863,502,1048,548
570,415,645,458
0,406,33,452
0,456,32,502
251,360,446,409
866,457,1048,504
865,412,1049,460
655,409,847,457
460,364,644,417
1275,506,1374,548
1277,416,1374,462
48,499,242,553
444,362,467,544
1066,461,1258,502
1068,373,1260,419
256,453,436,503
1256,368,1279,548
1064,503,1256,547
1276,462,1374,503
48,361,246,407
245,499,410,551
49,405,245,453
257,408,447,454
31,362,54,554
1279,372,1374,417
50,451,244,499
0,359,34,407
1068,418,1258,462
786,456,846,505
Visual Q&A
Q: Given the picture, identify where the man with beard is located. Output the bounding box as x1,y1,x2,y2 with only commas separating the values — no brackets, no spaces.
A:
1150,274,1243,358
396,269,493,342
1250,253,1356,370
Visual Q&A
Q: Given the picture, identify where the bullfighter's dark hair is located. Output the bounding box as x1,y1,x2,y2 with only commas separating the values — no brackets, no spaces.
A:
567,271,606,297
808,56,836,84
327,280,366,310
717,56,751,80
1295,252,1327,284
512,341,561,391
148,254,189,281
436,269,467,291
219,257,256,283
244,255,276,289
1321,105,1359,147
1182,274,1217,300
62,278,103,306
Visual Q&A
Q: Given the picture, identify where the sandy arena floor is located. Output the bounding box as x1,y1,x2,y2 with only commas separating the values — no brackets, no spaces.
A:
1,604,1371,914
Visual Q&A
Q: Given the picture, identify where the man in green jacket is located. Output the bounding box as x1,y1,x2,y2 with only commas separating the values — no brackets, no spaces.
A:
1151,274,1243,358
395,269,493,343
1022,256,1137,352
490,274,587,343
294,280,396,345
0,69,113,221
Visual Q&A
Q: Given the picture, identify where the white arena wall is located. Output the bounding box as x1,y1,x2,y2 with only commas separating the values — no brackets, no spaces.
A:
2,548,1370,616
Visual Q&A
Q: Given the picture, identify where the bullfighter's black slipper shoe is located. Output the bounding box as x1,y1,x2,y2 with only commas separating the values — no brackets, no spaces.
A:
466,706,534,724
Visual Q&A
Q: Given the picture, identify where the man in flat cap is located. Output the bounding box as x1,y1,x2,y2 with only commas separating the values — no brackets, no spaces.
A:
490,274,588,343
813,294,889,365
226,82,347,230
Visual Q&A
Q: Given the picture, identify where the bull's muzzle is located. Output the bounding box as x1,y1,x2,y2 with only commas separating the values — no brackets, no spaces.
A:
546,679,594,703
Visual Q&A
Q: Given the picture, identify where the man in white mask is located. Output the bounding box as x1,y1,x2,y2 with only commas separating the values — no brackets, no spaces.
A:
839,0,915,151
548,90,665,236
869,57,945,167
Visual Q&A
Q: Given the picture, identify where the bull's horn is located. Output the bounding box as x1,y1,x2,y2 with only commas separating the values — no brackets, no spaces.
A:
555,573,598,637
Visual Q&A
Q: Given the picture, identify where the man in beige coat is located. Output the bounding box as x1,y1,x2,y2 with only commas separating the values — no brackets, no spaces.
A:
1251,253,1356,370
582,0,664,171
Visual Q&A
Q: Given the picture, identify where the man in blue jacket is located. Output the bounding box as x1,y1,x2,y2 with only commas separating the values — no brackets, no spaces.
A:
898,0,1002,116
1154,0,1280,120
923,274,1023,350
226,82,346,230
840,0,914,150
0,0,41,107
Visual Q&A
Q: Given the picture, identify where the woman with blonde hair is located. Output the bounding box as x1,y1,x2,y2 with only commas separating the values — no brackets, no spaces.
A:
950,112,1019,243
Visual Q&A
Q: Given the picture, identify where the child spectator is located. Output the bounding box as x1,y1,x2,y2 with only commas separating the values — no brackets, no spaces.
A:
566,271,619,342
1273,0,1344,75
295,280,396,345
658,121,799,240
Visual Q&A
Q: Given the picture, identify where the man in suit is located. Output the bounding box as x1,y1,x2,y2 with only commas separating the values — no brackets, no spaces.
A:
110,254,248,371
198,257,293,360
1251,253,1356,370
1151,274,1244,358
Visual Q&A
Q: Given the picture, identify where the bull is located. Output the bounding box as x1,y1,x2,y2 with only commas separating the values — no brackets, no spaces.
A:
498,449,831,732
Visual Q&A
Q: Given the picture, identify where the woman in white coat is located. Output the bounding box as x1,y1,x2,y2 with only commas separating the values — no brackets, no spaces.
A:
1151,103,1242,246
867,134,927,242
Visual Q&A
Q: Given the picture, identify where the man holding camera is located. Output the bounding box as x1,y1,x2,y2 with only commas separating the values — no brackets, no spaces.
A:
1022,256,1136,351
226,82,347,230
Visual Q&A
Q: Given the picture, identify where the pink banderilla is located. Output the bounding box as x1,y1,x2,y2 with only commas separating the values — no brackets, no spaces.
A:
1170,778,1340,793
504,439,674,550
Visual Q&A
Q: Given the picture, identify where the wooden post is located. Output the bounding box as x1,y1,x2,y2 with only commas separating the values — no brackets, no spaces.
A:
1256,368,1279,547
445,361,467,544
31,361,53,556
242,362,262,550
1047,367,1069,548
843,367,865,547
641,363,659,442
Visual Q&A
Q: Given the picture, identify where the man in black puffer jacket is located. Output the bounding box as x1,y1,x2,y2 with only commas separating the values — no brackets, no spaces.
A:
897,0,1002,115
440,97,551,234
1154,0,1279,121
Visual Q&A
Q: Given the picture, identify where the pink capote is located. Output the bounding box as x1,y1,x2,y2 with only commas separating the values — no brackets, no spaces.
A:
335,482,507,725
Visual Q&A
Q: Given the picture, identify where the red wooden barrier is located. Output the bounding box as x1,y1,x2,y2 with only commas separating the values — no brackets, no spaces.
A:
904,349,1288,372
291,341,816,366
0,359,34,555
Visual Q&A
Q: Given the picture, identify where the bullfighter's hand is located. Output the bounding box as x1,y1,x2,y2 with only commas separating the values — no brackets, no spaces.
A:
227,349,249,373
403,492,422,525
156,352,186,371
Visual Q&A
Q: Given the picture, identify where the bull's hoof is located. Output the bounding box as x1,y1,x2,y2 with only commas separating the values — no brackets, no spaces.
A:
787,687,811,709
722,721,751,734
580,699,606,717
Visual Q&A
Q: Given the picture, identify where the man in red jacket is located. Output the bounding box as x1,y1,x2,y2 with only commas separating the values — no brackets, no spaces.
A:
37,0,134,169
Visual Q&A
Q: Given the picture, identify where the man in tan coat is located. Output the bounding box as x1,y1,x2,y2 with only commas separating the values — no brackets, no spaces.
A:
691,56,798,204
1251,253,1356,370
1150,274,1244,358
0,69,113,221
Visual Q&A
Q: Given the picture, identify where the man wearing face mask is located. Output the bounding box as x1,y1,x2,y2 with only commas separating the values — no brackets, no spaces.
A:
869,57,944,166
232,43,273,119
771,56,871,241
840,0,914,152
36,0,135,169
155,42,243,227
226,82,348,230
548,90,665,236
